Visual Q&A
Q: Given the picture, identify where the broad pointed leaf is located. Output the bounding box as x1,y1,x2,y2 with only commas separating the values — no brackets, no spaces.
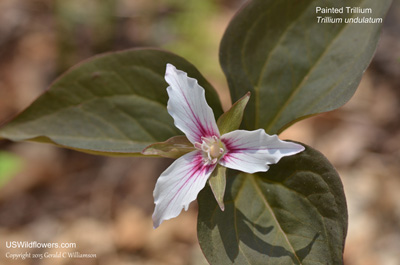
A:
0,49,223,156
208,164,227,211
220,0,392,133
142,136,195,159
217,92,250,135
198,144,347,265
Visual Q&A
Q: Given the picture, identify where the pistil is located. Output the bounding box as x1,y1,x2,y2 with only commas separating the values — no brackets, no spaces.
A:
194,136,226,165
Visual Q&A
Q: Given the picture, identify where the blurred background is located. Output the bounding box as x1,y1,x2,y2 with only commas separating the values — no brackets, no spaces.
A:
0,0,399,264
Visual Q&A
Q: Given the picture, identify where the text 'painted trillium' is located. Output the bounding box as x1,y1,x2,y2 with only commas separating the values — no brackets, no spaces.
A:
152,64,305,228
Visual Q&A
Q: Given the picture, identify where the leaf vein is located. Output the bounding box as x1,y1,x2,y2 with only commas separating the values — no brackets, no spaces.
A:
249,175,302,264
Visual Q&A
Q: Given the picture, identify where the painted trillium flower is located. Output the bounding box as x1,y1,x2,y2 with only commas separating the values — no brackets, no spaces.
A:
151,64,305,228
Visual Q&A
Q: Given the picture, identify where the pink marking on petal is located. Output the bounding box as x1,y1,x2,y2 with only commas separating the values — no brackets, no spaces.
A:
166,153,213,206
221,137,241,153
153,149,218,228
219,129,304,174
165,65,220,144
176,85,218,141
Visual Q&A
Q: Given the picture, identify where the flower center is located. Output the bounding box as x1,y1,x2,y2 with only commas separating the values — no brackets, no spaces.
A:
194,136,226,165
209,143,221,158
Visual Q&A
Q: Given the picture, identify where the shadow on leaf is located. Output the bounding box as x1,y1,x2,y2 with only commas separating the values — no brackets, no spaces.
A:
198,173,319,264
219,200,318,263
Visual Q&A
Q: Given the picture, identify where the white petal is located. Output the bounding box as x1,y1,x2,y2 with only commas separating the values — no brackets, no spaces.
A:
220,129,305,174
165,64,219,144
152,150,216,228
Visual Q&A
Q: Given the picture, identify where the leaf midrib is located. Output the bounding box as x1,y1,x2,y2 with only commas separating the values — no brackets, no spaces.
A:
242,0,367,132
249,174,302,264
262,19,355,133
250,1,309,129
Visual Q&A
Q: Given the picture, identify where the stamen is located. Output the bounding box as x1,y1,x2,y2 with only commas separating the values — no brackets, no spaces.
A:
202,136,213,146
197,136,226,165
202,143,209,152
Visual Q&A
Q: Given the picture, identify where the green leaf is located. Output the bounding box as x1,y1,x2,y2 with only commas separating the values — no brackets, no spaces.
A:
220,0,392,133
198,144,347,265
0,49,223,156
142,135,195,159
0,151,22,187
208,164,227,211
217,92,250,135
